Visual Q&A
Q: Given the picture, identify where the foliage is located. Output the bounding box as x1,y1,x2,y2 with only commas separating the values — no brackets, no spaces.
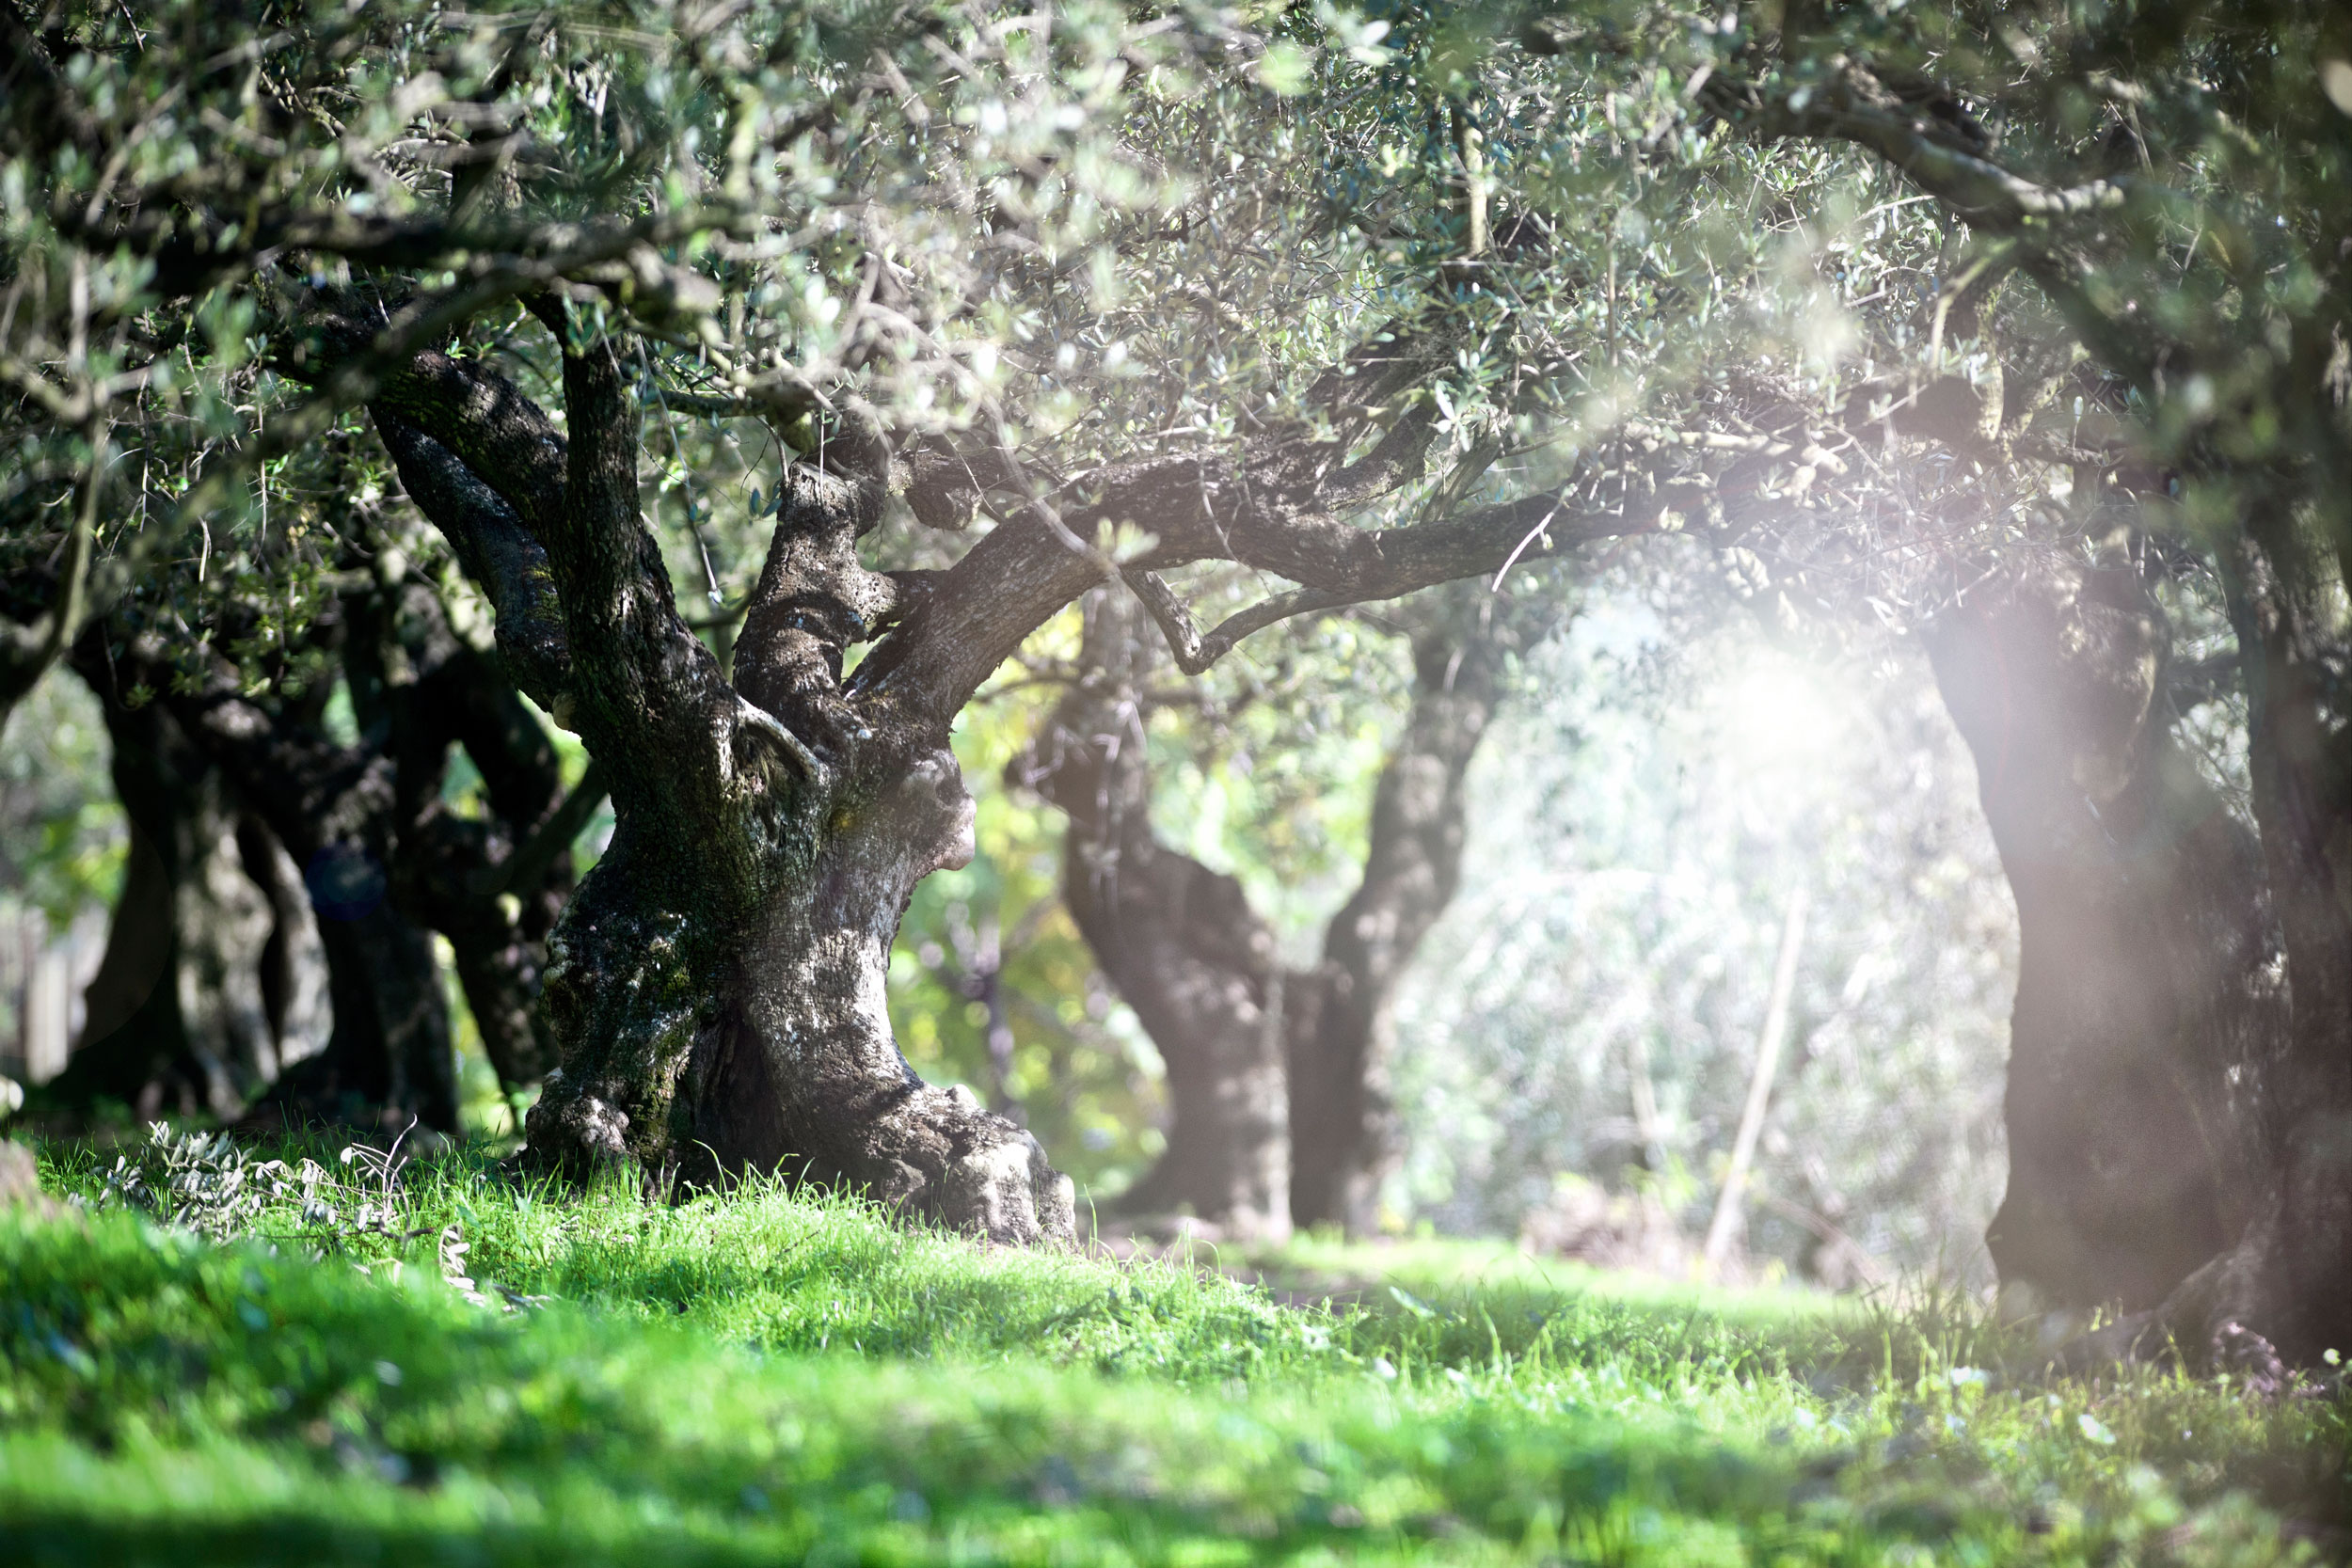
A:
1396,569,2017,1282
0,1138,2344,1564
1138,605,1418,954
88,1119,417,1247
0,672,123,931
892,662,1167,1193
0,0,2040,693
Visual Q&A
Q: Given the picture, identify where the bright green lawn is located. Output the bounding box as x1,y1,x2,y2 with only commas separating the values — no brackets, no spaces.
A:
1,1132,2344,1565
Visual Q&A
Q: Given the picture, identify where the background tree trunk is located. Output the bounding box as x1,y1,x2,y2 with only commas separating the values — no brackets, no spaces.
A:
236,814,332,1079
348,575,580,1096
1289,584,1519,1233
1925,550,2283,1315
48,683,327,1119
60,534,592,1134
2118,509,2352,1370
1020,589,1294,1238
288,897,459,1132
236,558,596,1133
1024,582,1535,1237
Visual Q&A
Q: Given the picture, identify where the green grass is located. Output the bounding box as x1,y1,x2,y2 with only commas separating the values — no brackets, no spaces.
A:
2,1130,2345,1565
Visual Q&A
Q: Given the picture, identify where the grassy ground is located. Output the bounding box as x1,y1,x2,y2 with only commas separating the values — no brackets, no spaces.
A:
2,1128,2345,1565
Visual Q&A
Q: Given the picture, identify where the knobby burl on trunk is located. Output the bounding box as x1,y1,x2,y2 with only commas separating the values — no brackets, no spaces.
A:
1926,550,2282,1316
1020,582,1532,1238
340,297,1684,1242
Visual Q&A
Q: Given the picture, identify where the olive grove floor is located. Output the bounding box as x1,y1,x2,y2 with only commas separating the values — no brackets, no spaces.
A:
0,1130,2344,1566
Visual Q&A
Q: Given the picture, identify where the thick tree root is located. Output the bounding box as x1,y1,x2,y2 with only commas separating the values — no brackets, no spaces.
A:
2054,1192,2348,1394
900,1083,1076,1245
530,1039,1075,1246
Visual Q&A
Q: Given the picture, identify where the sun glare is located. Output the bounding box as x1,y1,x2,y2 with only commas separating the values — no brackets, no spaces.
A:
1713,656,1852,793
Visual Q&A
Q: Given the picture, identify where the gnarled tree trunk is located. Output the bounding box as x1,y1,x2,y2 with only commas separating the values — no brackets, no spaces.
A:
205,556,597,1132
317,282,1704,1242
1289,585,1518,1232
1023,581,1530,1237
130,597,464,1132
51,690,326,1118
71,637,463,1132
364,333,1073,1240
1927,551,2284,1316
1020,589,1294,1239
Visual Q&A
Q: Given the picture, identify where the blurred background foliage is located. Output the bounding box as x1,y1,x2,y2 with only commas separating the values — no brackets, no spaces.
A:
0,676,123,931
1394,555,2018,1284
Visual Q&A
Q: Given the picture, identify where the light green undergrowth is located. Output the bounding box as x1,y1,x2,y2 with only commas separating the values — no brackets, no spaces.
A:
2,1133,2344,1565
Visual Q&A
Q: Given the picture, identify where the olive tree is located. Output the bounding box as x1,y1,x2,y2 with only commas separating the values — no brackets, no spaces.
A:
1515,0,2352,1365
9,0,1828,1239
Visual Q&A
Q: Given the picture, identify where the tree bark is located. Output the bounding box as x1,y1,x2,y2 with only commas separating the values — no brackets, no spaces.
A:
48,689,327,1119
1019,589,1294,1239
371,336,1077,1240
1023,582,1529,1236
2089,508,2352,1371
1926,551,2284,1316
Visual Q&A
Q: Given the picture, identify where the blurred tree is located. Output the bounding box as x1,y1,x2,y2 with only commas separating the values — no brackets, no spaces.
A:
1284,582,1557,1233
1017,576,1556,1239
30,501,596,1132
887,662,1167,1199
1017,585,1301,1239
44,690,326,1120
0,676,122,931
0,671,124,1085
1924,549,2282,1316
1507,0,2352,1363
